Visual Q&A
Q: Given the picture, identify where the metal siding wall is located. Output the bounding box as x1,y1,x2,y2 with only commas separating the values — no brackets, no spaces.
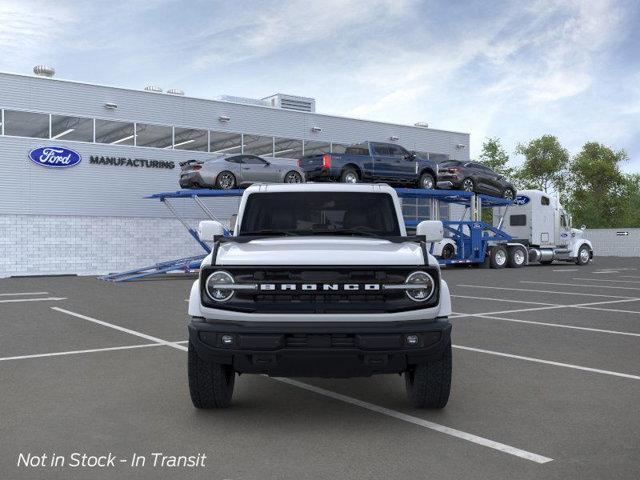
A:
583,229,640,257
0,72,470,219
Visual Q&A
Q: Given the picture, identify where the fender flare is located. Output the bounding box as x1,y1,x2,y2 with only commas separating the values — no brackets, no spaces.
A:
571,239,593,258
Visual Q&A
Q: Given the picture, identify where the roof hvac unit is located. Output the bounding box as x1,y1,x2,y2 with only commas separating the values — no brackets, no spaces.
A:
262,93,316,113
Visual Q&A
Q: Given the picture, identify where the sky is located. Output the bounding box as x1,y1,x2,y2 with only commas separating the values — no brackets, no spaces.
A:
1,0,639,170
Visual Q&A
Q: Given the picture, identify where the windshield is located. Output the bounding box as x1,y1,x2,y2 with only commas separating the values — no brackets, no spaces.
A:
239,192,401,237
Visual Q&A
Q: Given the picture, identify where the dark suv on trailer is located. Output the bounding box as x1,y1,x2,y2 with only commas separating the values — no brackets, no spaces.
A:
437,160,516,199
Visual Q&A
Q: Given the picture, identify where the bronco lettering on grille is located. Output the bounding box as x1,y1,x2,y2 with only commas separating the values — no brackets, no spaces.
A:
258,284,381,291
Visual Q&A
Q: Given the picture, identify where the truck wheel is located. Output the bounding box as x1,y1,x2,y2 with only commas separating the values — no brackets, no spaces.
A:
419,172,435,189
340,168,359,184
489,245,508,269
188,342,235,409
405,340,452,409
441,243,455,260
576,245,591,265
507,246,526,268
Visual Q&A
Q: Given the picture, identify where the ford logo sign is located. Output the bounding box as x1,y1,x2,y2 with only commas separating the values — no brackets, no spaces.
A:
514,195,530,205
28,146,82,168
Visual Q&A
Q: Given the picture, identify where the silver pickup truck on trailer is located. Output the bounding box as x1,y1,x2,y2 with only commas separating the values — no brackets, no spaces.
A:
187,183,452,409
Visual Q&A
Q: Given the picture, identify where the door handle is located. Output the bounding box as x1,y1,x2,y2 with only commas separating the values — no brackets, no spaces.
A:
242,167,250,170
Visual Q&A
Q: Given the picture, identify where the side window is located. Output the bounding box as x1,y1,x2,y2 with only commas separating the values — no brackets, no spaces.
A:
387,145,406,157
372,144,390,156
560,214,567,228
541,196,550,206
243,155,267,165
225,156,242,163
510,215,527,226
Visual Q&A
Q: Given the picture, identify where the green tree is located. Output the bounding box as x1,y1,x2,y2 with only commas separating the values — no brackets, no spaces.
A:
567,142,628,228
478,137,515,178
515,135,569,193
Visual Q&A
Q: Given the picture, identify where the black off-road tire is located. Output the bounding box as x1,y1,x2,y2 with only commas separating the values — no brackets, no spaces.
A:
340,168,359,184
188,342,235,409
405,341,452,409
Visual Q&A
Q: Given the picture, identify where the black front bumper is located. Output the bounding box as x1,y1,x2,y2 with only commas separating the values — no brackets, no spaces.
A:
188,318,451,378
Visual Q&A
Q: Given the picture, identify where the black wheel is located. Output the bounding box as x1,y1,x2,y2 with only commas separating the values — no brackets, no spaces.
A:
340,168,359,184
507,246,526,268
461,178,475,192
419,172,435,189
215,171,236,190
188,342,235,409
576,245,591,265
405,341,452,409
489,245,508,269
441,243,455,260
502,188,516,200
284,171,303,183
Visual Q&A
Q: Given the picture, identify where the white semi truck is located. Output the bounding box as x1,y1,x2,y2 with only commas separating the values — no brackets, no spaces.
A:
494,189,593,266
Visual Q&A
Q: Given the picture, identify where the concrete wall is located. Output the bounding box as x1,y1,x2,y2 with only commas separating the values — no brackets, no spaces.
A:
584,228,640,257
0,214,214,277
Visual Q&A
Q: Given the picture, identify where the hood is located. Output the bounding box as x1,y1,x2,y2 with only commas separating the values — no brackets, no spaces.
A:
214,237,428,266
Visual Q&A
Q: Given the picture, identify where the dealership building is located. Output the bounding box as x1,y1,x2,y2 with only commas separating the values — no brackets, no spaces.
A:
0,68,470,277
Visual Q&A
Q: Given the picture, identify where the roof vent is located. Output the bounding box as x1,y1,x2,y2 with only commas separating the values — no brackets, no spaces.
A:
167,88,185,96
414,122,429,128
33,65,55,78
262,93,316,113
144,85,163,93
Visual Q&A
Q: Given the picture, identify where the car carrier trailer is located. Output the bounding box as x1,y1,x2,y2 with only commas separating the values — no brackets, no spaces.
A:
100,186,592,282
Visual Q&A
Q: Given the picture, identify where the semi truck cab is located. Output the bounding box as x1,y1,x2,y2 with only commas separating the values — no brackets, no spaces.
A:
496,189,593,265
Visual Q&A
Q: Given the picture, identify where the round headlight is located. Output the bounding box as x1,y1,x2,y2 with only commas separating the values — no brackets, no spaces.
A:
206,270,235,302
405,271,435,302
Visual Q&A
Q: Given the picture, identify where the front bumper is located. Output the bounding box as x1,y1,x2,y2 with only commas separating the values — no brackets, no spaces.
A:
188,317,451,378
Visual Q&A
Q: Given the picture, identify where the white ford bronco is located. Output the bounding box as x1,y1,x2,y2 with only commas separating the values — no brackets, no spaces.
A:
187,183,452,408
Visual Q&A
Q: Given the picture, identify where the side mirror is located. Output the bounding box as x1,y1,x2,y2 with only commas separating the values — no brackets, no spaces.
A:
198,220,225,242
416,220,443,242
581,224,586,231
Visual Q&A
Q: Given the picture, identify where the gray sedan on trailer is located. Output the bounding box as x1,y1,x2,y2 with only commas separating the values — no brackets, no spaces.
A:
179,154,305,189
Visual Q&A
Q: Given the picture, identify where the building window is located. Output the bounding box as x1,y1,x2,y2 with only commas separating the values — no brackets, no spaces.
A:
243,134,274,156
95,119,135,145
331,143,349,154
210,131,242,154
3,110,50,139
173,127,208,151
273,137,303,158
135,123,173,148
303,140,331,156
50,114,94,142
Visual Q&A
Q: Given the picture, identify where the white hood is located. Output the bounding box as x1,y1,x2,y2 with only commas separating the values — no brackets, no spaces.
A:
214,237,428,266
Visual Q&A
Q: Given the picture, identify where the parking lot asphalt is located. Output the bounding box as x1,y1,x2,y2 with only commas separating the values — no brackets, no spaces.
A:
1,257,639,480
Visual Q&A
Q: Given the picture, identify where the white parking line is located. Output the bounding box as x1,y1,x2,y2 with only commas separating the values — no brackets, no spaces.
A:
0,292,49,296
455,284,638,299
49,307,553,464
0,340,189,362
274,377,553,464
453,298,640,318
0,297,67,304
51,307,188,351
452,313,640,338
451,295,558,306
0,343,162,362
453,345,640,380
521,281,640,292
552,269,578,272
572,278,640,284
